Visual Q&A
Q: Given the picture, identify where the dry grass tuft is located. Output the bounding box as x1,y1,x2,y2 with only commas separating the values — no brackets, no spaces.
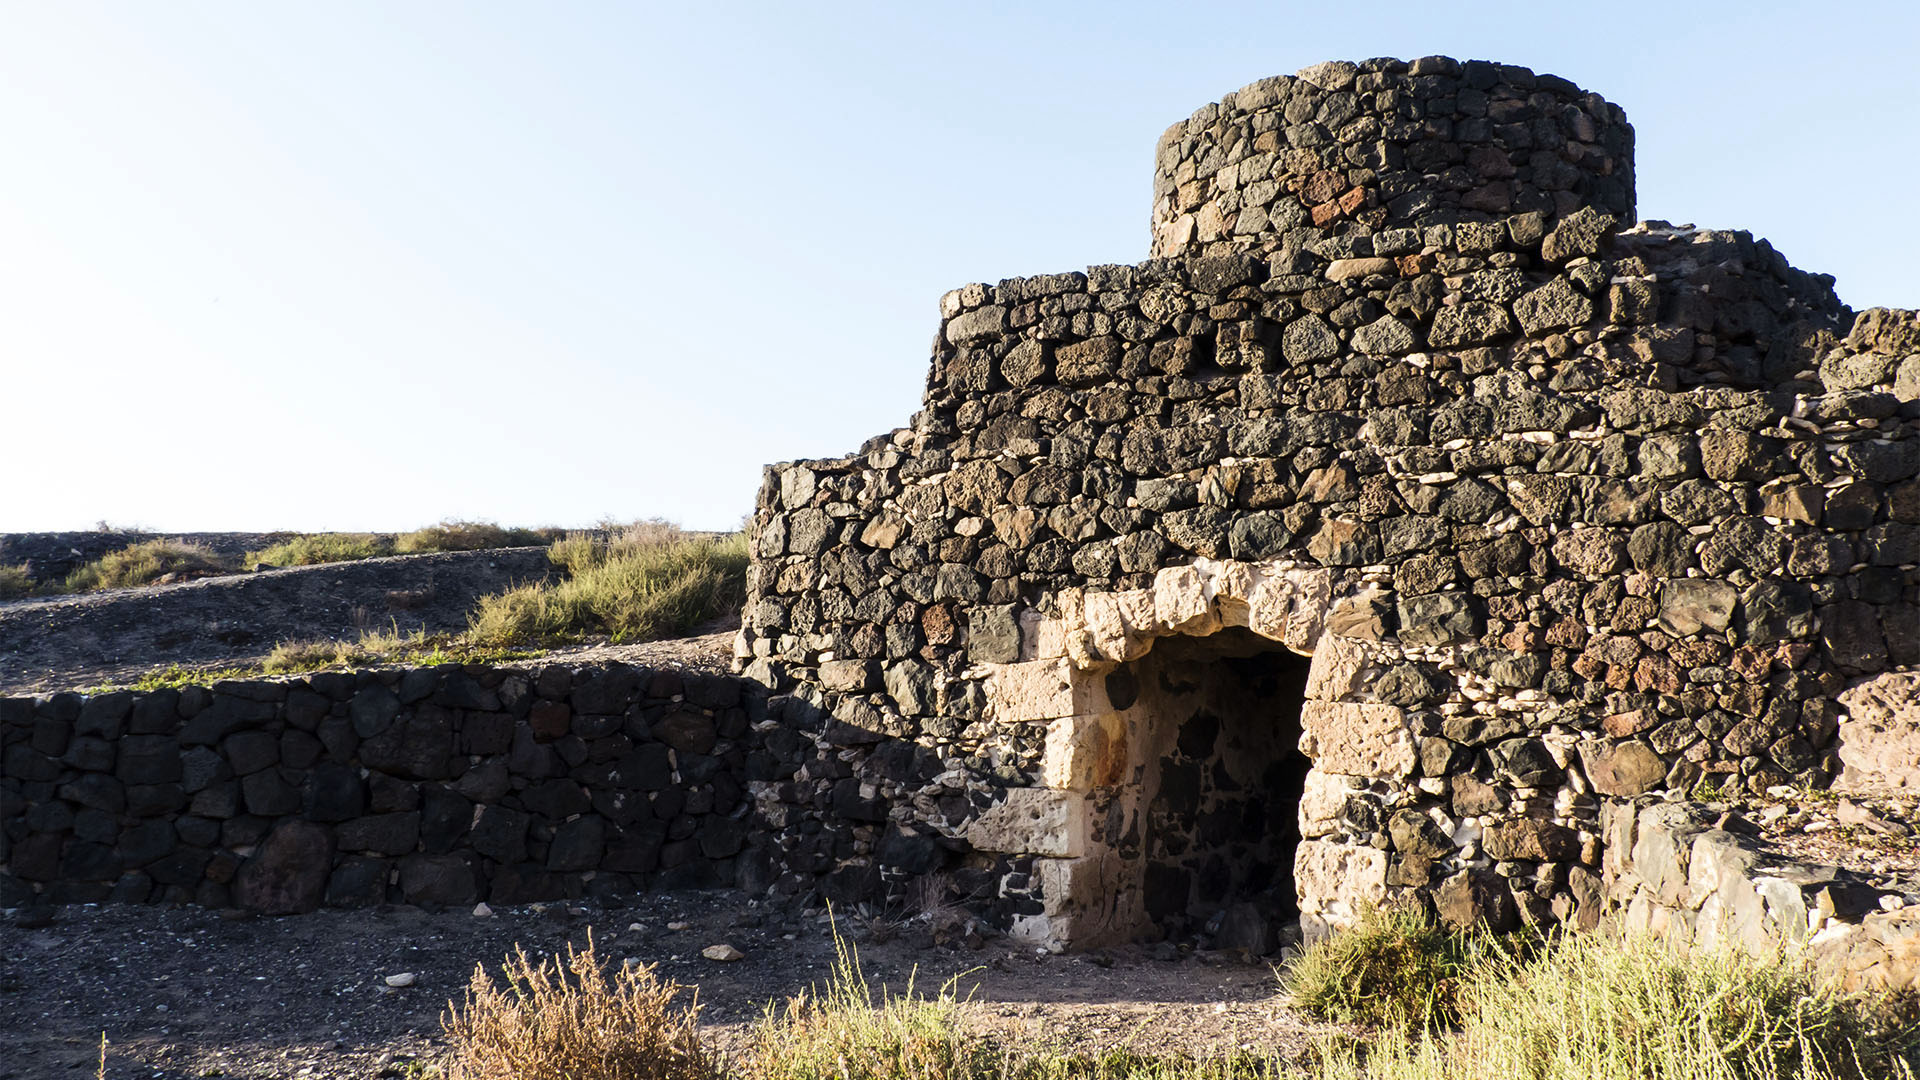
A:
1284,906,1487,1033
0,563,34,600
742,931,997,1080
245,533,391,568
443,934,722,1080
396,519,555,554
469,524,746,646
63,540,232,592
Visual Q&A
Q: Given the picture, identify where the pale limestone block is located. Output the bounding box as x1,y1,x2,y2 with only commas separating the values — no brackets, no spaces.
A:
965,787,1090,857
1042,713,1128,790
1206,558,1258,628
1084,588,1154,663
988,659,1108,722
1033,616,1068,660
1295,840,1388,938
1304,634,1368,702
1245,575,1289,643
1064,629,1102,670
1325,257,1395,281
1631,803,1704,907
1032,852,1148,949
1153,564,1219,636
1299,701,1417,778
1297,768,1349,838
1835,670,1920,790
1284,568,1333,651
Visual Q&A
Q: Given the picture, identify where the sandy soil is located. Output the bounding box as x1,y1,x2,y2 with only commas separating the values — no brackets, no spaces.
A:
0,891,1337,1080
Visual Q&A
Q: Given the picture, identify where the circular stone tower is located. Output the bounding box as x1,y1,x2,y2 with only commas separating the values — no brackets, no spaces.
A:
1151,56,1635,260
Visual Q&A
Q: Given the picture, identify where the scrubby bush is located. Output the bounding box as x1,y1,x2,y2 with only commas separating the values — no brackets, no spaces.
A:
395,519,554,554
1433,931,1916,1080
0,563,34,599
468,525,747,646
1285,906,1486,1032
63,540,231,591
1288,916,1916,1080
443,935,721,1080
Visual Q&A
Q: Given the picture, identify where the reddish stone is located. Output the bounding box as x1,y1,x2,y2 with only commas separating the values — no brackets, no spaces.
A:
920,604,959,645
1545,619,1588,648
529,701,571,741
1602,709,1659,737
1633,655,1682,695
1729,645,1772,682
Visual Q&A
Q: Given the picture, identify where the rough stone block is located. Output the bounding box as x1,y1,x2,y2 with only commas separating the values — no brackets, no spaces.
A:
1300,701,1417,778
965,788,1090,857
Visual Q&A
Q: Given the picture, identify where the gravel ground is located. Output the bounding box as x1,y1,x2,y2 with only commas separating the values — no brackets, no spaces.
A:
0,891,1335,1080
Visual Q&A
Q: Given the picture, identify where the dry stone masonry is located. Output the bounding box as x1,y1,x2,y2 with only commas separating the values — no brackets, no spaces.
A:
737,57,1920,967
4,58,1917,987
0,664,781,910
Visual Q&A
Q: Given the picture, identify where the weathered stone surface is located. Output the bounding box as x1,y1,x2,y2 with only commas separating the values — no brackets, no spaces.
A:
1300,701,1417,778
1579,739,1667,796
965,788,1089,857
233,821,334,915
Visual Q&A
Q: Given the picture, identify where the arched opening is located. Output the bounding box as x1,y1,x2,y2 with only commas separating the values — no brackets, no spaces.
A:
1128,628,1312,950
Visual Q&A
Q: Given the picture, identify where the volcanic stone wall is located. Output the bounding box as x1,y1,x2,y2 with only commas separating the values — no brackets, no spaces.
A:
740,58,1920,944
0,663,796,910
1151,57,1635,260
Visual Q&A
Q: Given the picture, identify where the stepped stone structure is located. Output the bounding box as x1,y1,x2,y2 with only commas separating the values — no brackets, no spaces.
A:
3,58,1916,985
738,56,1920,950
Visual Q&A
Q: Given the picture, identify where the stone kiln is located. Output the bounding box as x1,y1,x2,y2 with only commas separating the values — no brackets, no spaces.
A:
4,57,1916,978
738,56,1920,950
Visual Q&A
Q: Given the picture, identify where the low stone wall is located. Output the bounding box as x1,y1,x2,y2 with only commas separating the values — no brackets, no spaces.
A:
1600,798,1920,994
0,663,787,911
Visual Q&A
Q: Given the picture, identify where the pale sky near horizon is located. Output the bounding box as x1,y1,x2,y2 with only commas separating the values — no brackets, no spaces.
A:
4,2,1916,534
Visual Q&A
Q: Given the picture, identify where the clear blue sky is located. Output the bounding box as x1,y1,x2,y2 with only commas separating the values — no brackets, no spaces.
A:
4,2,1915,533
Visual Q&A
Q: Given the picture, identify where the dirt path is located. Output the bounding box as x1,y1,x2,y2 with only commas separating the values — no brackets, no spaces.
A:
0,549,555,694
0,892,1334,1080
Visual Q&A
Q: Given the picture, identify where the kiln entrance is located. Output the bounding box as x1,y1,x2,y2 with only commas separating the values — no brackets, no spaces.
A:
1130,628,1312,946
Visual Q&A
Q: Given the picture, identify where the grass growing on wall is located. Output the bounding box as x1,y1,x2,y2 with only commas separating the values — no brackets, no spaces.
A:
63,540,233,592
261,629,543,674
468,523,748,646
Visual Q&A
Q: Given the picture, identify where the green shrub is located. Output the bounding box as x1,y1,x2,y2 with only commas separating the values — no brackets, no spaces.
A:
63,540,232,591
1285,906,1487,1032
395,519,555,554
245,533,392,568
468,526,747,646
0,563,34,599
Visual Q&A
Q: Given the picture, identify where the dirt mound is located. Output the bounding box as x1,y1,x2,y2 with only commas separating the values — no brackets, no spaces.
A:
0,531,295,586
0,548,555,693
